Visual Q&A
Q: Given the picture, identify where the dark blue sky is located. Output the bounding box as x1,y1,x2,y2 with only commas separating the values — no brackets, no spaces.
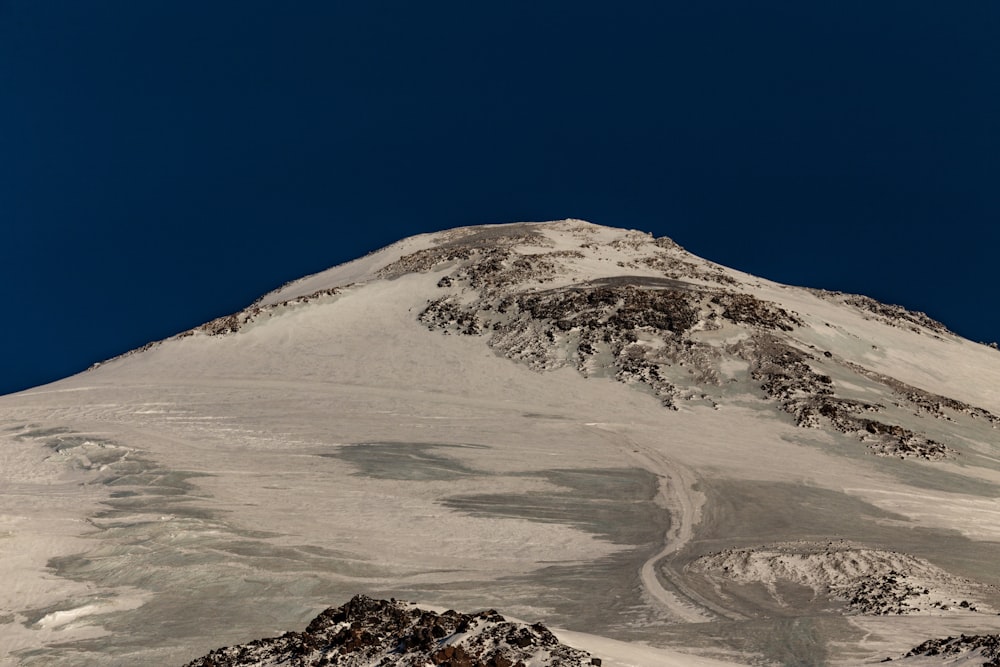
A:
2,1,998,396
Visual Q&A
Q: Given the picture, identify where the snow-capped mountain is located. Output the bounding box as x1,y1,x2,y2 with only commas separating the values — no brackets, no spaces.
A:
2,220,999,666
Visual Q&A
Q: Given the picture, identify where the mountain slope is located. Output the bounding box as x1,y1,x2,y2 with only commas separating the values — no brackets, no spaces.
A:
2,220,999,666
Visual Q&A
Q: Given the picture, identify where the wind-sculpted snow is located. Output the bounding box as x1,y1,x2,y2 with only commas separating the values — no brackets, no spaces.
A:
185,595,598,667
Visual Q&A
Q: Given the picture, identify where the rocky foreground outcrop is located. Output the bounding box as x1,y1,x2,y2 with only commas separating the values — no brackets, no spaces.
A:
184,595,600,667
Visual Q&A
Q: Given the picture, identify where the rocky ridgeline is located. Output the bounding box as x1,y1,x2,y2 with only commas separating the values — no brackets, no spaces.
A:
89,286,345,367
184,595,598,667
904,634,1000,665
808,289,952,335
188,287,343,337
688,542,993,617
376,225,552,283
636,245,739,286
406,224,803,412
844,360,1000,427
742,336,954,460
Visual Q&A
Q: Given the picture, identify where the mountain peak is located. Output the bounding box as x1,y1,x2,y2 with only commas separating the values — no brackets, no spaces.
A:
128,220,992,463
9,220,1000,666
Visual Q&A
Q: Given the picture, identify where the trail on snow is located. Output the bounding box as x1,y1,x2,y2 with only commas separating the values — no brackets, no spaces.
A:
584,423,734,623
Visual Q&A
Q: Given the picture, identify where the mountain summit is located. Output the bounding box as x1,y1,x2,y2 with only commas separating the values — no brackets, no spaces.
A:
3,220,1000,666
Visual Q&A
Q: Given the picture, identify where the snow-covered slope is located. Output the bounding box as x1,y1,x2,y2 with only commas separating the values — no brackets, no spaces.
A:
2,220,999,666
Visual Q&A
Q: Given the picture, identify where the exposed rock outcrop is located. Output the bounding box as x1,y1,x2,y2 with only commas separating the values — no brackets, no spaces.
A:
741,336,954,459
184,595,597,667
408,225,971,458
904,633,1000,665
808,289,952,335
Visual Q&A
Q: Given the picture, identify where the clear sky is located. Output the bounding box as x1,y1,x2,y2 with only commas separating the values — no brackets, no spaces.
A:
2,1,998,396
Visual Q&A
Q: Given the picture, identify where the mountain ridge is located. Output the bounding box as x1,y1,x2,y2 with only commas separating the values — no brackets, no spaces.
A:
3,220,1000,666
95,219,996,461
